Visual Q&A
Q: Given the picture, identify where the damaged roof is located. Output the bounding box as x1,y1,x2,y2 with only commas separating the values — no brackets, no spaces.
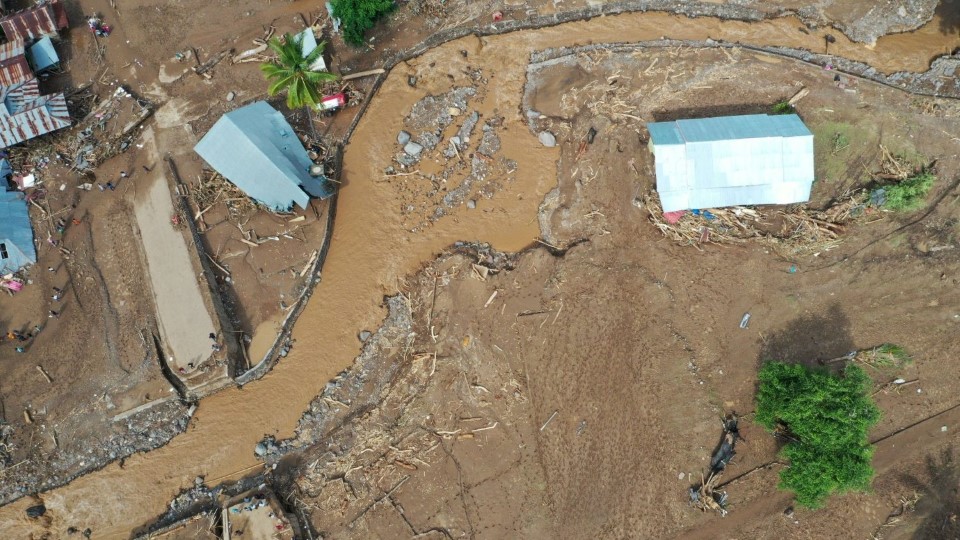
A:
647,114,814,212
194,101,333,211
0,0,68,42
0,39,31,86
0,78,71,148
0,190,36,273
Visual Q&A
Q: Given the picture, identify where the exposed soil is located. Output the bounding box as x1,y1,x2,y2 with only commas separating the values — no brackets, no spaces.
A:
0,0,959,537
256,47,960,539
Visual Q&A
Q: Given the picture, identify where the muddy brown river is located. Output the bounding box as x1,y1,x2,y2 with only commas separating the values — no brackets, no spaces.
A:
1,9,957,537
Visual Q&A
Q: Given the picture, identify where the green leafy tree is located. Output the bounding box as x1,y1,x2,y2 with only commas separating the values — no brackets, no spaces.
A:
755,362,881,508
260,33,338,110
331,0,395,47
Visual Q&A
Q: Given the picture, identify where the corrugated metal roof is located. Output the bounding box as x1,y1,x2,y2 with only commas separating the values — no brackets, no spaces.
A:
0,91,71,148
194,101,333,211
647,114,814,212
27,36,58,72
297,29,327,72
0,39,31,86
0,0,67,42
0,77,40,115
0,190,36,273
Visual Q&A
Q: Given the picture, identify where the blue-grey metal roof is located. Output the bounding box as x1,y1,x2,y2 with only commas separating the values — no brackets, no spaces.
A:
27,35,58,72
647,114,814,212
0,190,36,273
193,101,332,211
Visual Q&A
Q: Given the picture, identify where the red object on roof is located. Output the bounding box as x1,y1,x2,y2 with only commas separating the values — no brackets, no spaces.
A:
0,0,68,43
0,40,31,86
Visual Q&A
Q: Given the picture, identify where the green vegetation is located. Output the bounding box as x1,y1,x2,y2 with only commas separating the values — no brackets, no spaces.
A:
756,362,881,508
811,121,873,183
331,0,395,46
831,132,849,154
260,33,338,110
883,169,936,212
860,344,912,369
772,100,793,115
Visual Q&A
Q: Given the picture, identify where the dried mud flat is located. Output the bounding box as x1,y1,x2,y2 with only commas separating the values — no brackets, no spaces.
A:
2,0,960,537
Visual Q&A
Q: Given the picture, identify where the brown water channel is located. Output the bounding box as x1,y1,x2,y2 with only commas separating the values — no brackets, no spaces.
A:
1,8,958,538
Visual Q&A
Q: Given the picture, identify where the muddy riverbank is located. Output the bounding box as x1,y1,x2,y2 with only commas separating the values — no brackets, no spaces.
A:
2,2,960,537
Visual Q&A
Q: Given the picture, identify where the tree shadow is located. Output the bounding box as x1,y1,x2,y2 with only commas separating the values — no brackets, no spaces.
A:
898,447,960,539
938,0,960,38
758,304,855,369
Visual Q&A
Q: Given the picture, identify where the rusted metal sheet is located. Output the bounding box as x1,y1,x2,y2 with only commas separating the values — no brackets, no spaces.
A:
0,1,67,43
0,91,70,148
0,40,30,86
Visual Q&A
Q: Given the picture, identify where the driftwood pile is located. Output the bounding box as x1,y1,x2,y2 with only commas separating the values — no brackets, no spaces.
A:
689,414,742,517
641,190,868,255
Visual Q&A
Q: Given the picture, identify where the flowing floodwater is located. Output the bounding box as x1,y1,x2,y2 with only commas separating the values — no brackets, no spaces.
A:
1,9,958,537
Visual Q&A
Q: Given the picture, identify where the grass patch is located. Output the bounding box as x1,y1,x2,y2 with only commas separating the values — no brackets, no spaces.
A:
772,100,793,115
810,121,874,185
756,362,880,508
882,169,936,212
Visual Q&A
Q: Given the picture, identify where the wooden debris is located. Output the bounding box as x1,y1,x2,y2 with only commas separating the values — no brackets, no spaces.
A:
341,68,386,81
788,87,810,106
232,42,269,64
194,49,234,76
690,471,728,517
540,410,558,431
36,366,53,384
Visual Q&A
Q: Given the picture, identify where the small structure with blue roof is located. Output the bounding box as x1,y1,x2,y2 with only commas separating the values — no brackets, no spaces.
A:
0,190,36,273
647,113,814,212
194,101,333,212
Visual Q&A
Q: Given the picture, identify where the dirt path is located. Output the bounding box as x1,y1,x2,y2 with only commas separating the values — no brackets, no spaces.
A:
133,128,216,372
1,8,959,537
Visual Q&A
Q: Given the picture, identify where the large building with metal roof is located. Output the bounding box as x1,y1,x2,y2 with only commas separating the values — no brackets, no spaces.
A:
0,190,36,273
647,113,814,212
194,101,333,211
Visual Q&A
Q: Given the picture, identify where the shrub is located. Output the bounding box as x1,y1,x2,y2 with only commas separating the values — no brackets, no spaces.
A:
332,0,395,46
755,362,880,508
772,100,793,115
883,169,935,212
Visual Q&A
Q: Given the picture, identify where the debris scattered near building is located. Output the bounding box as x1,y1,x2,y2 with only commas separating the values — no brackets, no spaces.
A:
194,101,334,211
647,114,815,212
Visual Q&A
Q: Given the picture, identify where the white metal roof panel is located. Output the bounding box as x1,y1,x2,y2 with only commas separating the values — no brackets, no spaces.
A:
647,114,814,212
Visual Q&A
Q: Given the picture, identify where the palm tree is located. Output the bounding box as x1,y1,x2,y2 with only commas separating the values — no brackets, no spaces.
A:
260,32,338,110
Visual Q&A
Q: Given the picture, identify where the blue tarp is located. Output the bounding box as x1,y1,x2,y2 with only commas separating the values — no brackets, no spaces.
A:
0,190,36,273
27,36,58,72
193,101,333,211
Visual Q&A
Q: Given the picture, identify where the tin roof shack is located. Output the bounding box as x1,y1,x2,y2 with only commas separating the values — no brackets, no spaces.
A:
0,77,70,148
0,39,30,86
26,36,58,72
194,101,333,211
647,113,814,212
0,0,68,42
0,190,36,273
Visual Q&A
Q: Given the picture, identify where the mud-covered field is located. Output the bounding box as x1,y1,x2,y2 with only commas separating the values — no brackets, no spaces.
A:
2,0,960,537
260,47,960,539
